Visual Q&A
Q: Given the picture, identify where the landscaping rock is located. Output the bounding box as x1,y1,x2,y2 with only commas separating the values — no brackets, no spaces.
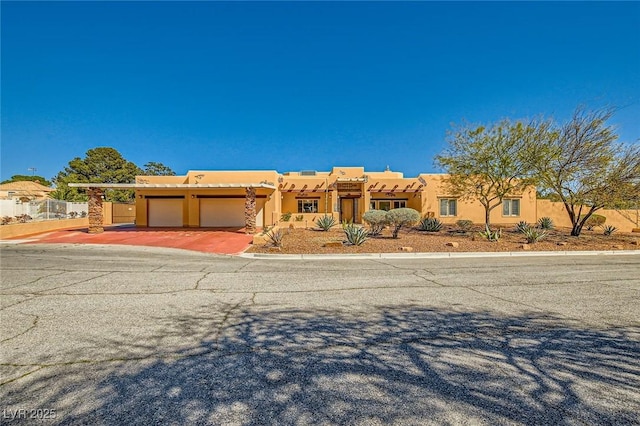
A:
557,242,568,246
399,246,413,252
323,241,343,248
612,245,625,250
631,239,639,246
520,244,531,250
445,242,459,248
268,246,282,252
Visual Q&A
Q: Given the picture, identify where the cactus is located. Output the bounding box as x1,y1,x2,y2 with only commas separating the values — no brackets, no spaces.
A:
602,225,617,236
418,217,443,232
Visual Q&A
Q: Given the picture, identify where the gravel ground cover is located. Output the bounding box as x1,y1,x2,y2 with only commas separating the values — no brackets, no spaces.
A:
248,224,640,254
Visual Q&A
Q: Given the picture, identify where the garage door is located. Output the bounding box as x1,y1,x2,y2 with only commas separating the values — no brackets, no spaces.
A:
148,198,183,227
199,198,264,228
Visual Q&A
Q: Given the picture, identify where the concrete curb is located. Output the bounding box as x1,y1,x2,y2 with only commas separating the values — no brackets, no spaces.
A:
238,250,640,260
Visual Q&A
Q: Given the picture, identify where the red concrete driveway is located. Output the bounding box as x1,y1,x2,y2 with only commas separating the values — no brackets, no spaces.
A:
21,225,253,255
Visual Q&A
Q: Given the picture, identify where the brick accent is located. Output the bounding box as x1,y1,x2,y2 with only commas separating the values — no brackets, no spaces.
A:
245,187,256,234
87,188,104,234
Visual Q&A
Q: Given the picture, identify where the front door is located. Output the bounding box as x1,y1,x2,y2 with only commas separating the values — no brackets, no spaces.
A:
340,198,358,223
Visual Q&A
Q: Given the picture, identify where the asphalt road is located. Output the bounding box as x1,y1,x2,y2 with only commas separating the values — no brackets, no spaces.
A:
1,244,639,425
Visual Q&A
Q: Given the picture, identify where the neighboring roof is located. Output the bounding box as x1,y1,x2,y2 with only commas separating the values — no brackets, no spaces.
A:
0,181,54,192
69,183,277,190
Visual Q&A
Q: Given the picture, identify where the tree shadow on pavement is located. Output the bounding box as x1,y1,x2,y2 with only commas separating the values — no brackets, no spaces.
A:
2,306,639,425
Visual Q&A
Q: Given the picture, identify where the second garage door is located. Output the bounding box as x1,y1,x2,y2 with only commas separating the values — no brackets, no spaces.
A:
199,198,264,227
200,198,245,227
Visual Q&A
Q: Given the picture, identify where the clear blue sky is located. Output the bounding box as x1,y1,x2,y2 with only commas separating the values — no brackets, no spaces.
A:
2,1,639,182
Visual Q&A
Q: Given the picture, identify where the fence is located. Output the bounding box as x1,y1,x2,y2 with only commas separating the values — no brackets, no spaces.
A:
0,199,89,224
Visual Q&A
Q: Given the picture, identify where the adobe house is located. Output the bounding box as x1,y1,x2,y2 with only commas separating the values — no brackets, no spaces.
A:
71,166,537,234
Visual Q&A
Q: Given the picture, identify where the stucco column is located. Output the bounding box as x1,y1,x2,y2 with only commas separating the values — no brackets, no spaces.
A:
87,188,104,234
245,187,256,234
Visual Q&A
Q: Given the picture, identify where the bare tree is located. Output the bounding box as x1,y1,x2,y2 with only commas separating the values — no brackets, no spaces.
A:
533,108,640,236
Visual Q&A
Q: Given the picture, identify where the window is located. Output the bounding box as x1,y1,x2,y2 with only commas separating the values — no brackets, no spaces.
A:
503,199,520,217
370,200,407,211
439,199,457,217
297,199,318,213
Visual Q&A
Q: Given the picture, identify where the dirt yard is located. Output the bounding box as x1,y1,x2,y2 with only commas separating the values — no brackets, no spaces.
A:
248,224,640,254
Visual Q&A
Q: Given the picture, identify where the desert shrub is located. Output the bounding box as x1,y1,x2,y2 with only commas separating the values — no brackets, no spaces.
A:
362,210,388,236
602,225,617,236
80,211,87,218
523,227,548,243
280,212,292,222
341,218,353,229
1,216,13,225
386,208,420,238
456,219,473,232
515,221,530,233
294,215,304,222
343,224,368,246
315,215,336,231
418,217,443,232
264,228,285,248
68,211,78,219
479,225,502,242
537,217,554,230
582,214,606,230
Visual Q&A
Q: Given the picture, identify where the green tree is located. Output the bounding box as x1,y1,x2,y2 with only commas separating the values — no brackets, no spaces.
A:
143,162,176,176
435,119,548,228
1,175,52,187
531,108,640,236
52,147,142,202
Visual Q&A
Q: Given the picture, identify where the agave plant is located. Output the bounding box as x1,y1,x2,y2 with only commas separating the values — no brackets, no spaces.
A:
602,225,617,236
515,221,530,233
315,215,336,231
479,225,501,242
456,219,473,232
537,217,554,230
343,224,368,246
264,228,285,248
418,217,443,232
523,227,548,243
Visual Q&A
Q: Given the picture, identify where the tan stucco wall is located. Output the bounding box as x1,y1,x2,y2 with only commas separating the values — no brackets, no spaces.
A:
537,200,639,232
0,218,90,239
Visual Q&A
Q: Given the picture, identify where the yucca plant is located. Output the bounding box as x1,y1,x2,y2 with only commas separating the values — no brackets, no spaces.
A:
343,224,368,246
264,228,285,248
479,225,501,242
515,221,530,233
418,217,443,232
315,215,336,231
523,227,548,243
537,217,554,230
602,225,617,236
